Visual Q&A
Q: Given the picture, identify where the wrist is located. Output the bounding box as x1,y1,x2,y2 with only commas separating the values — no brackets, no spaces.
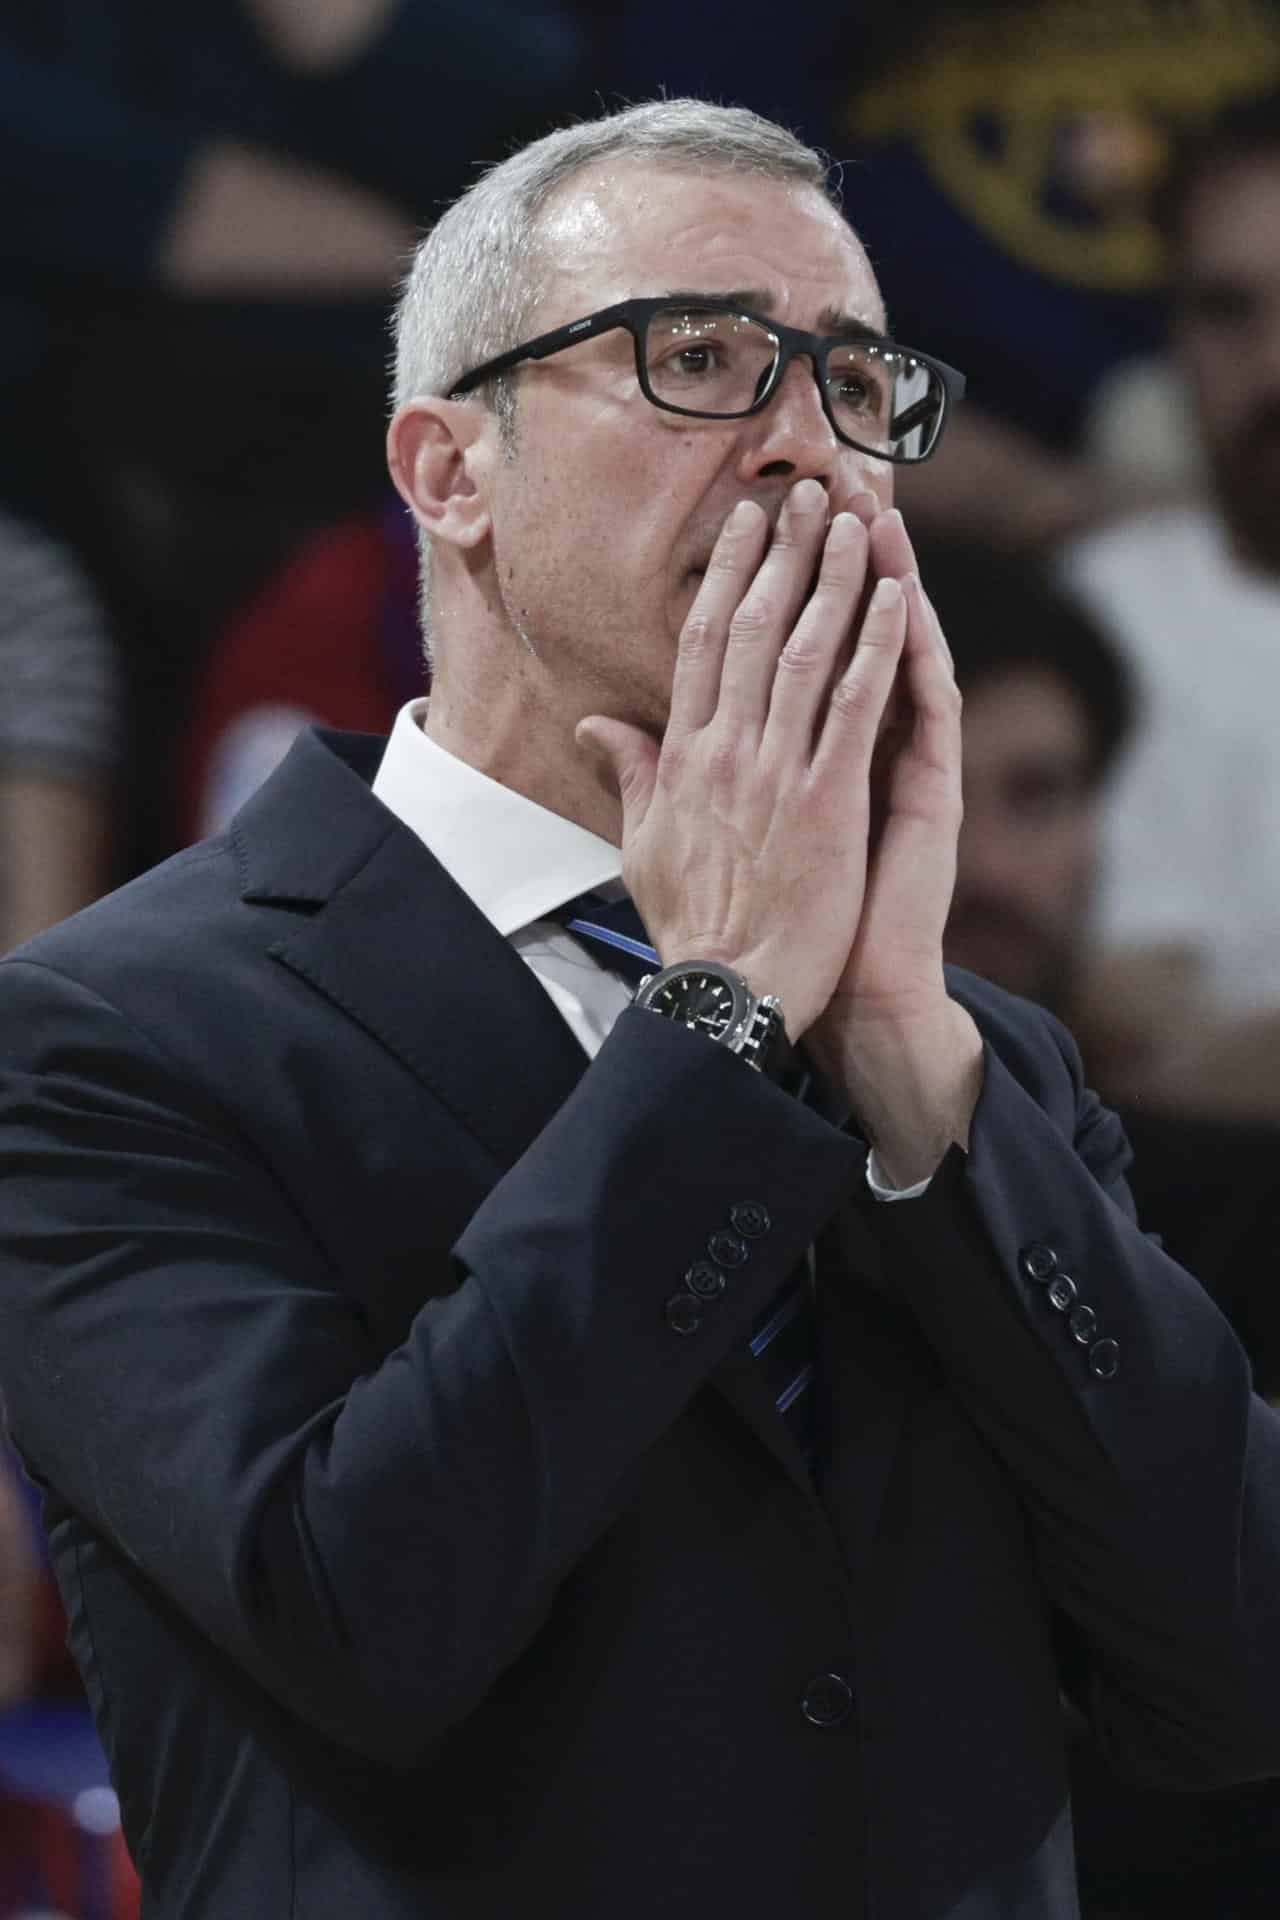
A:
810,996,984,1187
633,957,798,1087
645,937,824,1039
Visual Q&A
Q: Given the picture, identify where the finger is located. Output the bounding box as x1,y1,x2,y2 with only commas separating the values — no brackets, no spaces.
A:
912,571,955,673
714,478,831,731
758,510,869,759
902,573,959,718
810,572,909,785
869,575,963,834
847,573,962,972
843,487,882,523
667,499,769,736
868,506,916,583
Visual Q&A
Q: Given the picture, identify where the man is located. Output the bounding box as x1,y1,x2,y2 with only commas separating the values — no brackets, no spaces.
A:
931,541,1133,1020
2,99,1280,1919
0,507,121,954
1062,91,1280,1120
0,1457,35,1716
933,541,1280,1915
933,536,1280,1376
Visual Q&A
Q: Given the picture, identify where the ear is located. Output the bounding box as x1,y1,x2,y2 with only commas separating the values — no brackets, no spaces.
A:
386,397,494,552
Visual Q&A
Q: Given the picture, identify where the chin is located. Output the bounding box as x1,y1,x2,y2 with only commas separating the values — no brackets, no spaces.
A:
590,664,674,742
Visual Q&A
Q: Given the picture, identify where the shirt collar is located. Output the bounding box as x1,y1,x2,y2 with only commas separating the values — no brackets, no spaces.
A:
370,698,622,936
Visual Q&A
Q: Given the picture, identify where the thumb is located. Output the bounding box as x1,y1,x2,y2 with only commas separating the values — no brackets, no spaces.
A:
575,716,659,828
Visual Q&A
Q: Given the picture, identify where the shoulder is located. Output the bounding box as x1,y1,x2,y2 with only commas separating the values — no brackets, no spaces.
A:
1056,505,1226,690
0,729,365,1022
1060,503,1216,585
0,834,242,1027
1057,505,1224,652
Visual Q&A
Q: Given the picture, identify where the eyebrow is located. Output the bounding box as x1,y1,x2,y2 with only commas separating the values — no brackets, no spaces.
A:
656,288,891,342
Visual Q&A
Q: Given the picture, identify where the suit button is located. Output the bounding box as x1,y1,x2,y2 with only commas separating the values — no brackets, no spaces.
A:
1047,1274,1078,1312
708,1229,749,1269
801,1672,854,1728
1020,1243,1059,1282
1069,1304,1098,1345
665,1292,703,1335
1089,1338,1120,1380
730,1202,771,1240
685,1261,727,1300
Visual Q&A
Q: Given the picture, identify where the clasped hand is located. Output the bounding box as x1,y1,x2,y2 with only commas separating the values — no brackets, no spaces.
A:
578,479,983,1182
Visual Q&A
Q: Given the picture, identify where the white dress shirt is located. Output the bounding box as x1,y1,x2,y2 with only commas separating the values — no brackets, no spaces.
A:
371,699,924,1198
1062,504,1280,1019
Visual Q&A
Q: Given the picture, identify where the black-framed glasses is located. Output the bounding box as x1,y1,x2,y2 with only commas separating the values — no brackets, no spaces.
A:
447,295,966,464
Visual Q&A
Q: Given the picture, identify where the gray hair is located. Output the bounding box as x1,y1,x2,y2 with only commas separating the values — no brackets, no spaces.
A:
390,98,836,651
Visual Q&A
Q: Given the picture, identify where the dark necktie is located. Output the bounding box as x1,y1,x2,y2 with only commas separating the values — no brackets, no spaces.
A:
554,891,819,1472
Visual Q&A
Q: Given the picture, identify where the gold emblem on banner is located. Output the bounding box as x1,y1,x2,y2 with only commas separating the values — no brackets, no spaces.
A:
842,0,1280,290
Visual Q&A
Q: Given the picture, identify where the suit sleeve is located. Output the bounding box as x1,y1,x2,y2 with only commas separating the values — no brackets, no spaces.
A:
0,958,862,1765
868,973,1280,1789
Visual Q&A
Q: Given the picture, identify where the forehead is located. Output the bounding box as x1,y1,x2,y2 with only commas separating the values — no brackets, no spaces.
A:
533,159,884,332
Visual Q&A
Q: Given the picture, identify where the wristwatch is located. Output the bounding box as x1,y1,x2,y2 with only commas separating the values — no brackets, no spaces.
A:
633,959,795,1085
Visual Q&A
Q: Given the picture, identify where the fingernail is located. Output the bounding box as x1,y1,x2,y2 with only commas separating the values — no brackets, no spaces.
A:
727,500,756,532
869,576,903,611
789,479,823,516
828,511,862,548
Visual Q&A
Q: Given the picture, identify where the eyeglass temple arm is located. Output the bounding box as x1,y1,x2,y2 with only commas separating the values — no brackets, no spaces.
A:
887,359,966,438
889,394,942,438
449,305,632,397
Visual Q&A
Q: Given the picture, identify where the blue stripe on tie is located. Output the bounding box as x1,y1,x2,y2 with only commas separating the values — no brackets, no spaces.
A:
749,1287,803,1357
563,916,659,969
776,1363,815,1414
558,890,821,1473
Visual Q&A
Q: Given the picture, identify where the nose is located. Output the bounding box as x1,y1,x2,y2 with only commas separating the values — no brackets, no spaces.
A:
735,353,890,509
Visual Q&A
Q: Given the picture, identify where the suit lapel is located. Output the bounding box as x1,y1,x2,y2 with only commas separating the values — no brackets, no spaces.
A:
235,728,589,1173
233,729,879,1495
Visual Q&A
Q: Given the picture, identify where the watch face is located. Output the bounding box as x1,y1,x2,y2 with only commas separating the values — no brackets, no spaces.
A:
650,967,746,1040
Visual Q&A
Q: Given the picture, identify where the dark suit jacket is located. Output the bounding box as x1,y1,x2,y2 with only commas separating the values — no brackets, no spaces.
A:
2,728,1279,1919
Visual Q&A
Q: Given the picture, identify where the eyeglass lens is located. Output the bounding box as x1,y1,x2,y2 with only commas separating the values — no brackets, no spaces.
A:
643,307,945,460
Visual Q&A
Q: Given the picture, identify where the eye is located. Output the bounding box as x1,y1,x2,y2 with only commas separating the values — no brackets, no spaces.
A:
832,369,876,408
826,353,890,419
663,341,725,378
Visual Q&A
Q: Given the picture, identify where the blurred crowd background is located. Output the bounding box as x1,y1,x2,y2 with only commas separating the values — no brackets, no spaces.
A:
5,2,1280,1914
